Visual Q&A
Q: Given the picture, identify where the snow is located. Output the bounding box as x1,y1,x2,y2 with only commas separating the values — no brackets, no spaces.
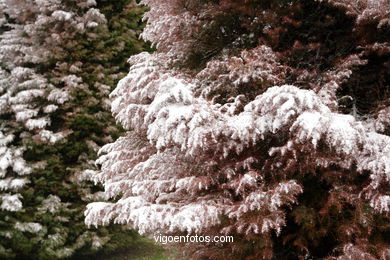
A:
0,178,28,191
51,10,73,21
14,222,43,233
84,1,390,254
1,193,23,211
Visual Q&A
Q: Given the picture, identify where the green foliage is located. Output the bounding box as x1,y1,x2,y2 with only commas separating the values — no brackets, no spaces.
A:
0,1,156,259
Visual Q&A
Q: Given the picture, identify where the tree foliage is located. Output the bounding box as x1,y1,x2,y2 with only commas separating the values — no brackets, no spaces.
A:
0,0,148,259
86,0,390,259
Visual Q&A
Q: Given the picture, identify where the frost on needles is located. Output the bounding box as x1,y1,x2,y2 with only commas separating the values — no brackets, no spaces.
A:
85,0,390,259
0,0,138,259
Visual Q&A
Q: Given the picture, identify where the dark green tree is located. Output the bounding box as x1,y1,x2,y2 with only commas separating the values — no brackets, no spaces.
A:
0,0,151,259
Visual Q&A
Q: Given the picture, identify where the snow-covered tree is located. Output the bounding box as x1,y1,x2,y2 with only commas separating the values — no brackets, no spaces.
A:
0,0,148,259
85,0,390,259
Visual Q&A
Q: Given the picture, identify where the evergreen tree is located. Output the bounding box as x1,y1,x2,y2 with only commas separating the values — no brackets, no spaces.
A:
0,0,148,259
86,0,390,259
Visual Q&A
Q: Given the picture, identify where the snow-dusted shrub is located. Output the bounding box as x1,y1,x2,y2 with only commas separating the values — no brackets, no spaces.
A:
86,0,389,259
0,0,148,259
